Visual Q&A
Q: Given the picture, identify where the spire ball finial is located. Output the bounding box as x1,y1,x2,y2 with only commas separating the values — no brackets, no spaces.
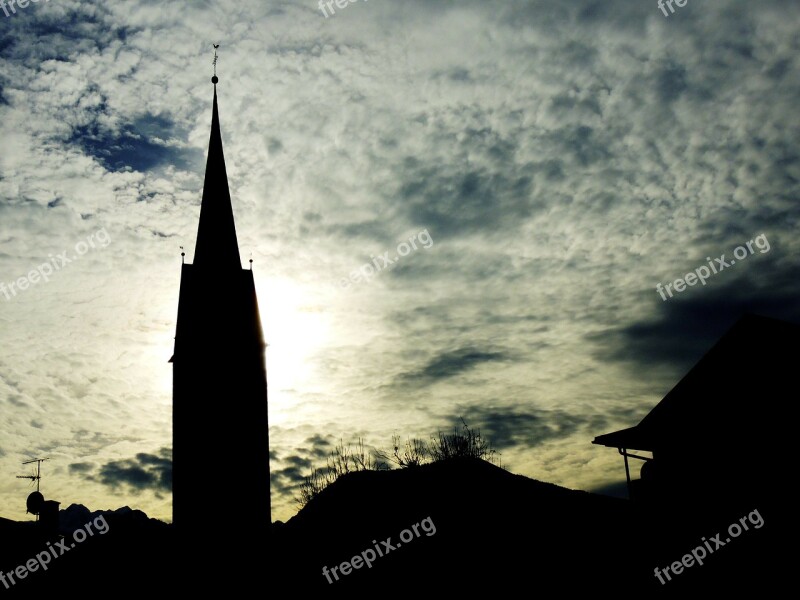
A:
212,75,218,84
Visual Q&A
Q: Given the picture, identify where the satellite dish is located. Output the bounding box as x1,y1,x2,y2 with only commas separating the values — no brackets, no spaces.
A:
27,491,44,515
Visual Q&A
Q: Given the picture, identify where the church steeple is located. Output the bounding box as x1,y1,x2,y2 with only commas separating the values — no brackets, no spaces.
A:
192,77,242,271
172,52,271,539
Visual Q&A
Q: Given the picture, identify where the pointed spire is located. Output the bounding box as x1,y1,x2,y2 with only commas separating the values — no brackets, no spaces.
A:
193,78,242,271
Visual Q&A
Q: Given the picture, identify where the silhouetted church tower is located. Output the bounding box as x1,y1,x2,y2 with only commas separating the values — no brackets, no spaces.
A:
171,66,271,534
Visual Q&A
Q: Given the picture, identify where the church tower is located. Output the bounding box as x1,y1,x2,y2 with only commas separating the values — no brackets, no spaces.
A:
171,68,271,535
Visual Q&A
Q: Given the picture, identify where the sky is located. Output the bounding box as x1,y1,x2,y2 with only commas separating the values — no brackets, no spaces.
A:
0,0,798,524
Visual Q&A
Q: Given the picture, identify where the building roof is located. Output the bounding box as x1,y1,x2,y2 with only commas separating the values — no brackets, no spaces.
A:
592,314,799,453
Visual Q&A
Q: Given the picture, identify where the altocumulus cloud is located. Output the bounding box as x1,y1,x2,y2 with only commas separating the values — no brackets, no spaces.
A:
1,0,799,525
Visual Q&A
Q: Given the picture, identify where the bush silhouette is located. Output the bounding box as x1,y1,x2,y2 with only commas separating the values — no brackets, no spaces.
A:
428,418,500,464
297,438,386,507
296,420,500,507
381,435,430,468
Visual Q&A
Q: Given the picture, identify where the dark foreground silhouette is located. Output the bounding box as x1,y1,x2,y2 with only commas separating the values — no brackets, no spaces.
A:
272,456,784,594
1,455,785,595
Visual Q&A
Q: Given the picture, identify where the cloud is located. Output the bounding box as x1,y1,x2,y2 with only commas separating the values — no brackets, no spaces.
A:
270,436,338,498
1,0,799,525
397,347,508,386
299,434,336,460
397,161,538,238
89,448,172,495
437,405,609,451
588,262,800,374
68,113,202,173
68,461,95,475
270,461,310,497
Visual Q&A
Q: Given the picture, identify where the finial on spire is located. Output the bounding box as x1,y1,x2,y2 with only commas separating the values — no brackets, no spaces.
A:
212,44,220,84
180,246,185,264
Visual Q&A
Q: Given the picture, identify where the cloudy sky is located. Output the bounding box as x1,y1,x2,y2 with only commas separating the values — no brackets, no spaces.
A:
1,0,798,524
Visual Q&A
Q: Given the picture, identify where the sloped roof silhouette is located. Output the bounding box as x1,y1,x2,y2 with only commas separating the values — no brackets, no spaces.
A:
593,314,799,453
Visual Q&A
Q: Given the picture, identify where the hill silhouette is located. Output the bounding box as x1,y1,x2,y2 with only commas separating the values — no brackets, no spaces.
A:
273,456,637,592
272,456,782,593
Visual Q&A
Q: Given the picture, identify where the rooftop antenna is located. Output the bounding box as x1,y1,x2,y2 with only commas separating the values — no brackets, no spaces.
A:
17,458,49,520
17,457,49,493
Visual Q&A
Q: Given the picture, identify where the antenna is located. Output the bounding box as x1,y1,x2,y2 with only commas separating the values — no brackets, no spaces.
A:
17,457,49,492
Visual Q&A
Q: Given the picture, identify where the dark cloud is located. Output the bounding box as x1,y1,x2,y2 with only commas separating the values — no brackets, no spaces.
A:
439,405,609,451
68,462,95,475
398,347,508,386
389,109,542,237
150,230,177,238
1,7,138,62
400,166,536,237
300,434,336,460
68,114,202,173
588,263,800,374
271,440,335,496
7,396,28,408
283,455,313,470
653,60,689,104
91,447,172,494
270,464,308,496
549,124,611,169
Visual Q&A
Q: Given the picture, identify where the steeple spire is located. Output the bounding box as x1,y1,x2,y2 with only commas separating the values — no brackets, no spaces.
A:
192,49,241,271
173,53,272,536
